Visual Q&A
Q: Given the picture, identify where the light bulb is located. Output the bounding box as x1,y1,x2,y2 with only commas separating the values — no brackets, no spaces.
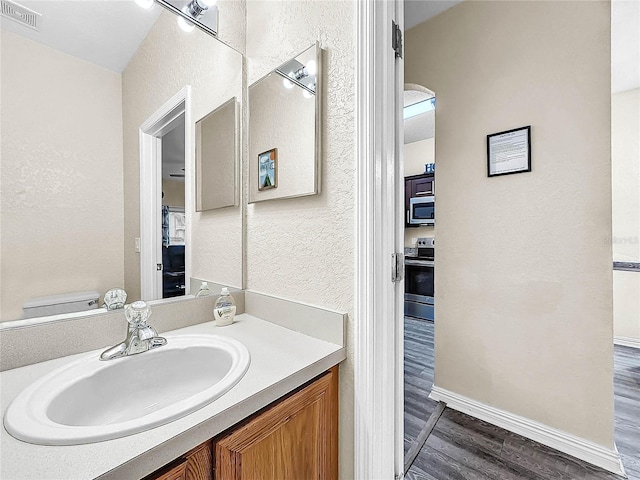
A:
282,78,294,89
178,15,195,33
305,60,317,76
303,90,313,99
198,0,216,7
135,0,154,9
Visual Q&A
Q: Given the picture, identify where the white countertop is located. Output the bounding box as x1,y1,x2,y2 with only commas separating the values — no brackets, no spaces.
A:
0,314,345,480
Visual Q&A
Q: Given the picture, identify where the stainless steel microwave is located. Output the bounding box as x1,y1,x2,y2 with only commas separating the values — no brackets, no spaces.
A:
409,196,435,225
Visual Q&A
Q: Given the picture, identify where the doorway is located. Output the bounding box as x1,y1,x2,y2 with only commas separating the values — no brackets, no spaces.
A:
401,85,442,473
161,114,186,299
139,86,192,301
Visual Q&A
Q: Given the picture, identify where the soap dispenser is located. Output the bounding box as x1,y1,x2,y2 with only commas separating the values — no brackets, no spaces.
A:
214,287,236,326
195,282,212,297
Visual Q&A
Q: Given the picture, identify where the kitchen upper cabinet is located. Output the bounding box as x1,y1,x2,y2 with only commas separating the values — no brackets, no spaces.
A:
215,366,338,480
405,173,435,228
144,368,338,480
411,175,435,197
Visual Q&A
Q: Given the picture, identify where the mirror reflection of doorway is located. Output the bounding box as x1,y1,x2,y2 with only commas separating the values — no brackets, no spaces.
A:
161,114,186,299
139,87,191,302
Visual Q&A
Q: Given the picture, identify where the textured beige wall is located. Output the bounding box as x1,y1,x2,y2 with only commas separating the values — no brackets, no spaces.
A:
406,1,614,448
162,179,185,208
404,138,435,247
0,31,124,320
245,2,355,477
122,11,244,300
612,88,640,340
405,138,434,176
216,0,247,55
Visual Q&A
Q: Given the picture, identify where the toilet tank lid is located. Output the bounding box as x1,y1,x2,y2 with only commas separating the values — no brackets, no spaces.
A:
23,291,100,309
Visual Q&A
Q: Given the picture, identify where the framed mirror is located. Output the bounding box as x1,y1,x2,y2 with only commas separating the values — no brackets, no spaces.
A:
248,43,322,203
196,97,239,211
0,1,244,324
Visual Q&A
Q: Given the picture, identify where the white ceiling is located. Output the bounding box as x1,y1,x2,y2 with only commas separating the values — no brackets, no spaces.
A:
0,0,163,73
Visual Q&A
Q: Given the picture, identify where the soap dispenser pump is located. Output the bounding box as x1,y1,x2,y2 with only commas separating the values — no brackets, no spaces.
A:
195,282,212,297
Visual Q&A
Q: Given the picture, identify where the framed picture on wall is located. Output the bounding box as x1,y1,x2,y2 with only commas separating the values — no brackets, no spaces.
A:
258,148,278,190
487,126,531,177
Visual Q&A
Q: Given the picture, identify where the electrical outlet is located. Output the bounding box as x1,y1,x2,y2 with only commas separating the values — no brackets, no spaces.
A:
411,237,417,245
135,238,141,253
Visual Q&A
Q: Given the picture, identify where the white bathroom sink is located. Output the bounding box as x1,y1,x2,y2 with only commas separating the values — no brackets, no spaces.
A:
4,334,250,445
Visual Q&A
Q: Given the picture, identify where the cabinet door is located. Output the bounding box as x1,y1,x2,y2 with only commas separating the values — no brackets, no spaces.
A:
144,458,188,480
184,441,213,480
215,367,338,480
412,176,434,196
145,441,213,480
405,178,414,227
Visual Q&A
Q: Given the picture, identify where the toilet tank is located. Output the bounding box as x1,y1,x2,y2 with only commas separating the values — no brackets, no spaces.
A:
22,291,100,318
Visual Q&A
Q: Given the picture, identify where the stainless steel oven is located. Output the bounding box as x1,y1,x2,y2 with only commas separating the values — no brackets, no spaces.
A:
404,237,435,321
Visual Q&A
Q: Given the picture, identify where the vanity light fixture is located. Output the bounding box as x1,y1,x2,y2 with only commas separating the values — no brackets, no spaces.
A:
178,14,196,32
134,0,154,9
154,0,219,37
292,60,317,81
177,0,216,32
275,58,317,96
282,77,295,89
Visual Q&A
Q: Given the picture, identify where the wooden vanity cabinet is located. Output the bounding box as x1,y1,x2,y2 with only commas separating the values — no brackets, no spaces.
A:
144,440,213,480
145,367,338,480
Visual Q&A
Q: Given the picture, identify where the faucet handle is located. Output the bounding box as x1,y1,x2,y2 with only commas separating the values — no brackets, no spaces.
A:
125,301,152,327
103,288,127,311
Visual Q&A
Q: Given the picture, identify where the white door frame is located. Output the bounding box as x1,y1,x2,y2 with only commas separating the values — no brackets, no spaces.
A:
354,0,404,478
139,86,193,301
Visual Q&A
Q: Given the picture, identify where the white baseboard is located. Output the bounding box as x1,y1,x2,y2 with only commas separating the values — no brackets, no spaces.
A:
614,336,640,349
429,386,626,477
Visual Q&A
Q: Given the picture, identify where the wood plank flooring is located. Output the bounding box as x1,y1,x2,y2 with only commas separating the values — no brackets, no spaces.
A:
404,317,640,479
614,345,640,479
404,316,438,455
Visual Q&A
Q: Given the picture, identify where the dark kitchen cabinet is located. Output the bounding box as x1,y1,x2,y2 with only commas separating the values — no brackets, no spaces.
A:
405,173,435,228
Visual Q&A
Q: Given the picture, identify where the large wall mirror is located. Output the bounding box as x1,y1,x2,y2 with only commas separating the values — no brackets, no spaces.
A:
248,44,322,203
0,1,244,324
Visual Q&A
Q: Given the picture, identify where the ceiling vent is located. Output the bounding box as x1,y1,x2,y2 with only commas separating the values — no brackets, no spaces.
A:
1,0,41,31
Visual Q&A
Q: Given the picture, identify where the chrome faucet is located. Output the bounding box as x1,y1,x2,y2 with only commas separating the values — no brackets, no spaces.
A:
100,301,167,361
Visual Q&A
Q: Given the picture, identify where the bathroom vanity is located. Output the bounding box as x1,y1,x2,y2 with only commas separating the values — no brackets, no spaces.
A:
146,367,337,480
0,301,346,480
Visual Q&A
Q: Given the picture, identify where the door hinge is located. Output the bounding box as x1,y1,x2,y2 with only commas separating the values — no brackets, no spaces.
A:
392,20,403,58
392,252,404,282
156,263,163,271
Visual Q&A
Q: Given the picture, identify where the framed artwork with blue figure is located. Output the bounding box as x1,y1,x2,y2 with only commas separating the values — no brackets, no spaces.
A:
258,148,278,190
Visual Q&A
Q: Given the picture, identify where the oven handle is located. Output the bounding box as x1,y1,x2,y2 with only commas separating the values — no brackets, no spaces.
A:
404,259,435,267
